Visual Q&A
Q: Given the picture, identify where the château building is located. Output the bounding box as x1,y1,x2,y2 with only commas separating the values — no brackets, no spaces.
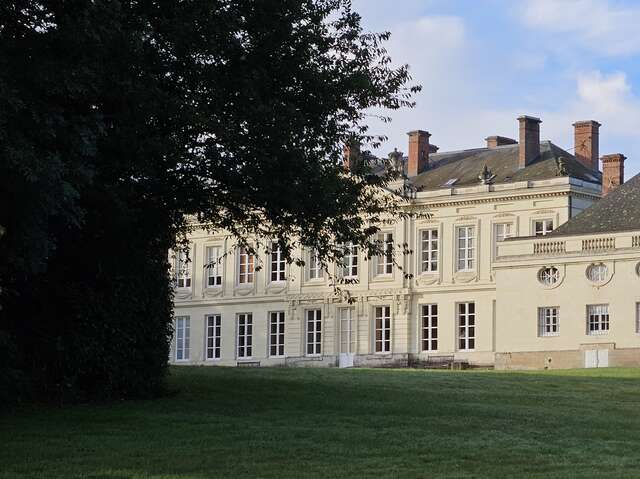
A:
171,115,640,369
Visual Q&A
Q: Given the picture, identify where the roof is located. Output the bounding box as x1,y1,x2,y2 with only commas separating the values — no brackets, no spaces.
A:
548,173,640,237
406,141,601,190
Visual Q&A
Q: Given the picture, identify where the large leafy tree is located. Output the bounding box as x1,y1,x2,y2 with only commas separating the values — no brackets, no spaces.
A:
0,0,419,402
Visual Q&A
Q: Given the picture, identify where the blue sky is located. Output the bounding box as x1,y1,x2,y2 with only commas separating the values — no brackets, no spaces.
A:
352,0,640,176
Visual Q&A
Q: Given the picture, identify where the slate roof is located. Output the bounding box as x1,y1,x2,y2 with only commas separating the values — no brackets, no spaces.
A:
405,141,601,189
548,173,640,237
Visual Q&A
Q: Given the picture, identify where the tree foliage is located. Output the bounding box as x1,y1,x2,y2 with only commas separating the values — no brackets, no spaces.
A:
0,0,419,403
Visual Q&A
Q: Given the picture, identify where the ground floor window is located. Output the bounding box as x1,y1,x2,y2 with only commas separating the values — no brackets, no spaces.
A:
306,309,322,356
374,306,391,353
269,311,285,357
421,304,438,351
237,313,253,358
175,316,190,361
538,307,559,337
587,304,609,335
339,308,356,354
637,303,640,334
457,302,475,351
206,314,221,359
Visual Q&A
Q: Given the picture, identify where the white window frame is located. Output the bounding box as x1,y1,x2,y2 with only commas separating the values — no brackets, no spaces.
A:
237,313,253,359
175,316,190,361
538,266,560,286
268,311,285,358
306,309,322,356
205,314,221,360
456,226,475,272
538,307,559,337
586,263,608,283
341,243,359,279
339,308,356,354
587,304,609,336
420,228,439,273
534,219,554,237
269,243,286,283
374,306,391,354
175,250,192,289
493,222,514,257
421,304,438,352
237,247,255,285
205,246,223,288
308,249,323,280
375,232,394,276
457,302,476,351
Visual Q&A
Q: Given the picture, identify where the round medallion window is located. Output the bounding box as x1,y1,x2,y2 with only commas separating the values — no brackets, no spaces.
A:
586,263,608,283
538,267,559,286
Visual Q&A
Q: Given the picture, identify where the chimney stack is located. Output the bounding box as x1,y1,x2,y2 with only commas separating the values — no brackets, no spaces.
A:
601,153,625,195
407,130,431,177
342,139,360,172
485,136,517,149
518,116,541,168
573,120,600,171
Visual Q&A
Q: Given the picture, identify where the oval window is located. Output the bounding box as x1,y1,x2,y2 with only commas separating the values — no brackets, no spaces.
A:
586,263,608,283
538,267,559,286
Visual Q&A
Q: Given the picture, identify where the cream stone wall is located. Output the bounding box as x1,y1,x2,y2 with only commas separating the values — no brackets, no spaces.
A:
172,177,601,368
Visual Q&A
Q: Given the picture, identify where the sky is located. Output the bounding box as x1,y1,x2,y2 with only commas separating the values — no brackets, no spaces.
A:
352,0,640,176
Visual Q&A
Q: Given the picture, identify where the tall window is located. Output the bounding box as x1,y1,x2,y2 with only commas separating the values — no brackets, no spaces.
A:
587,304,609,335
237,247,255,284
205,314,221,359
175,250,191,288
306,309,322,356
494,223,513,256
205,246,222,287
237,313,253,358
339,308,355,354
309,250,323,280
376,233,393,275
269,311,285,357
175,316,190,361
456,226,475,272
534,219,554,236
421,229,439,273
270,243,286,282
636,303,640,334
457,302,475,350
341,243,358,279
538,307,559,337
421,304,438,351
374,306,391,353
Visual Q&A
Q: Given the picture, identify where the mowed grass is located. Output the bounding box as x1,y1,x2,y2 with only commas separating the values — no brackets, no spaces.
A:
3,367,640,479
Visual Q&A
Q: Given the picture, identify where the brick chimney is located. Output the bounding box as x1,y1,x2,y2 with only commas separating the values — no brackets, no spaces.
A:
518,116,541,168
407,130,430,177
485,136,517,149
601,153,625,195
342,139,360,171
573,120,600,171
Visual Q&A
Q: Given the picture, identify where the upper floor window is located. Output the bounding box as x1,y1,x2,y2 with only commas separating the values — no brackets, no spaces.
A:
587,304,609,335
205,246,222,287
538,266,559,286
534,219,554,237
376,233,393,276
456,226,475,272
175,250,191,288
538,307,559,337
270,243,286,282
308,250,323,280
586,263,608,283
341,243,358,279
421,229,438,273
237,247,255,284
494,223,513,255
374,306,391,353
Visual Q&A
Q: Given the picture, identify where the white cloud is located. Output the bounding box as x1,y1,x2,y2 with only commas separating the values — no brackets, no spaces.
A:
521,0,640,56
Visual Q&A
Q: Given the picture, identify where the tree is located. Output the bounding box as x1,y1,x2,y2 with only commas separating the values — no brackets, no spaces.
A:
0,0,420,402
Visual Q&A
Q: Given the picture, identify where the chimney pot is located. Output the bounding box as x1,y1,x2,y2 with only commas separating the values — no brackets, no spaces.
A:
573,120,600,171
407,130,431,177
601,153,625,195
518,115,542,168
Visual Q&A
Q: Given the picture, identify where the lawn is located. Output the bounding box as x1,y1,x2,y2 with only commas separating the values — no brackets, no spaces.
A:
2,367,640,478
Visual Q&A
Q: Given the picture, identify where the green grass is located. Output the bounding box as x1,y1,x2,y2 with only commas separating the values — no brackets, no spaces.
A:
3,367,640,478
